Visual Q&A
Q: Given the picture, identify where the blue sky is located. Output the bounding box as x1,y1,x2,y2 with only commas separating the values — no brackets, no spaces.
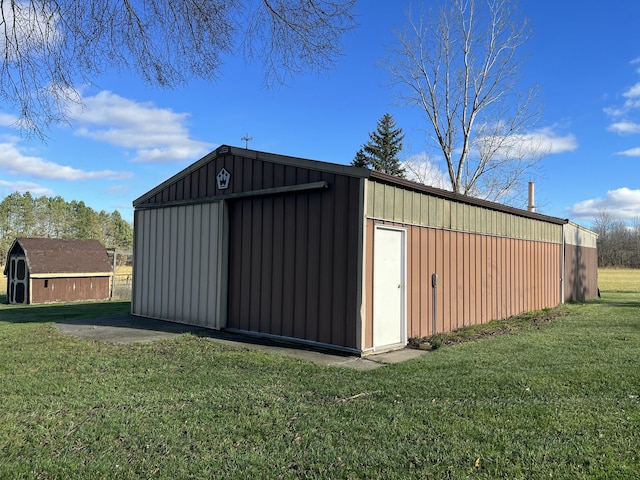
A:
0,1,639,228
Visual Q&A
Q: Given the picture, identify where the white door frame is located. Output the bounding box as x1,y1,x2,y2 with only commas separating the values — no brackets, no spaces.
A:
373,225,407,350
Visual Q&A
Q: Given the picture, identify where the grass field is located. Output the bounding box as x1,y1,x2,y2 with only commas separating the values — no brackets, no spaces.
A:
0,270,639,478
598,267,640,292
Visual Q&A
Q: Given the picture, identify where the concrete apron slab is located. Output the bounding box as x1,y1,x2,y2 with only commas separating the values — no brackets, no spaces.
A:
56,315,429,370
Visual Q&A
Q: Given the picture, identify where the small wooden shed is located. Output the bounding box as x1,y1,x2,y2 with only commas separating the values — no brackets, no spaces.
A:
132,145,599,354
4,238,113,305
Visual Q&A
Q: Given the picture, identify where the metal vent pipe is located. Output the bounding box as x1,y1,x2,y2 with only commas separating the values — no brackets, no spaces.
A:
528,182,535,212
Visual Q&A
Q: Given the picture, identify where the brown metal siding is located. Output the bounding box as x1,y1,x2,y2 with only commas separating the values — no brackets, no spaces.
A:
30,276,110,304
364,219,562,349
134,149,367,343
226,169,361,350
137,151,339,206
564,245,598,302
563,222,599,303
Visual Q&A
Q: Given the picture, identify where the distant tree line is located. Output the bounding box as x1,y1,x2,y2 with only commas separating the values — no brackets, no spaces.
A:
592,211,640,268
0,192,133,264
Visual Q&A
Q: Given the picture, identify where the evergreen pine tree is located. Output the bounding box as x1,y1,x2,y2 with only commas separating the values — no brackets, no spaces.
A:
351,113,406,177
351,148,369,168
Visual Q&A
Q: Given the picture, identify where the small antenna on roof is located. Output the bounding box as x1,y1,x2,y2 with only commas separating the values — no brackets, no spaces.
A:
241,134,253,149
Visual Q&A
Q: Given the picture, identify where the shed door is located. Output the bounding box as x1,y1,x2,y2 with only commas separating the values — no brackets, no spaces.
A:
132,202,228,329
373,226,406,349
8,255,28,305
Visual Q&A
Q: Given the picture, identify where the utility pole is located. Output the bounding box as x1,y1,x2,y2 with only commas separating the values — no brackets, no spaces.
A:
241,134,253,149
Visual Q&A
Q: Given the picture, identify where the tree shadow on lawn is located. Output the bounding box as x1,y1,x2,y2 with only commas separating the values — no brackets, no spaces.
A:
0,299,132,325
590,292,640,309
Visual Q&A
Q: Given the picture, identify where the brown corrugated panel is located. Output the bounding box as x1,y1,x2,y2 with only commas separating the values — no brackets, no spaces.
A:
226,166,362,351
365,219,562,342
498,237,507,319
408,226,423,337
456,231,465,329
515,239,522,313
31,276,110,304
564,245,598,302
463,233,471,327
442,229,452,332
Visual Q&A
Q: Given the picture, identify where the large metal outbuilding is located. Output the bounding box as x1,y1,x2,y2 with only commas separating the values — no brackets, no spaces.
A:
4,238,113,305
132,145,598,354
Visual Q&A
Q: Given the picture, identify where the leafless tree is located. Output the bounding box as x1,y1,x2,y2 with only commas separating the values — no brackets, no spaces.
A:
387,0,544,205
0,0,357,137
592,210,640,268
402,154,449,189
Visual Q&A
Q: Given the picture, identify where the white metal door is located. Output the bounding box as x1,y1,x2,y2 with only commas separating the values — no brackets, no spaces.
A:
373,226,406,349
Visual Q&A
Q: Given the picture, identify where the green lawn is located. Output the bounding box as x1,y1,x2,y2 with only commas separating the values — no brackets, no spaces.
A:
0,275,639,478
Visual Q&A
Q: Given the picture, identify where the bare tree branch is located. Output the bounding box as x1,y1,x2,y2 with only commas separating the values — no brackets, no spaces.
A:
387,0,543,205
0,0,357,138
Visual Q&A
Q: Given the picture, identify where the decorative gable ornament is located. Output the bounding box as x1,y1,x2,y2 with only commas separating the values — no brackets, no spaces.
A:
216,168,231,190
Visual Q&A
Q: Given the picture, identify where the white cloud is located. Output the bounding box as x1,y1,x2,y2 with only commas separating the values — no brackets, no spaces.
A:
70,91,212,163
0,142,132,180
605,61,640,137
0,112,19,127
608,121,640,135
617,147,640,157
521,127,578,154
475,126,577,159
0,179,53,195
603,106,625,117
567,188,640,220
402,152,450,189
623,82,640,99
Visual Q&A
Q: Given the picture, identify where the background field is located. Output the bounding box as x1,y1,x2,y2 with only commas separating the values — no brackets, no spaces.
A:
598,268,640,292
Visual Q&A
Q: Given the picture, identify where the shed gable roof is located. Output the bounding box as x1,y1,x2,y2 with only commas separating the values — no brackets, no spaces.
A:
4,238,112,275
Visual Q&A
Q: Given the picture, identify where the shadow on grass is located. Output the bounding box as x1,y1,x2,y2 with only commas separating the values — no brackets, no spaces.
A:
0,300,132,324
589,291,640,308
591,300,640,308
0,300,221,344
56,313,211,341
0,298,354,358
